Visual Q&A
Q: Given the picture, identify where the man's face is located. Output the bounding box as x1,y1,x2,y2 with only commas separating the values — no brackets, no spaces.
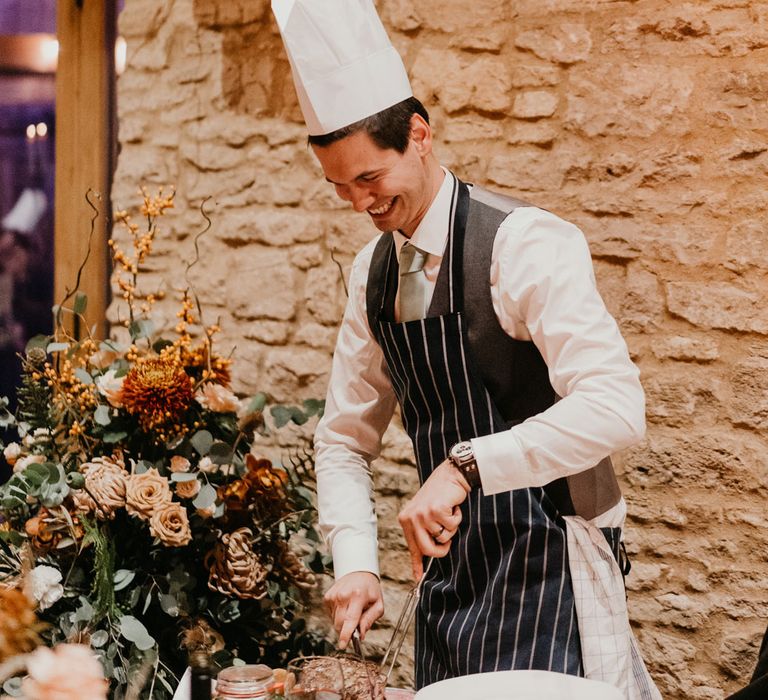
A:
311,123,433,237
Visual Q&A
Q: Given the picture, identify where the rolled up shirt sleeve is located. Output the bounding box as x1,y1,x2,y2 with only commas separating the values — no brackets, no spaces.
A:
471,208,646,496
314,239,397,580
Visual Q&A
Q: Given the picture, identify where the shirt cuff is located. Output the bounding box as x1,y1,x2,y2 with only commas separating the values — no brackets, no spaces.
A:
330,531,380,581
470,430,528,496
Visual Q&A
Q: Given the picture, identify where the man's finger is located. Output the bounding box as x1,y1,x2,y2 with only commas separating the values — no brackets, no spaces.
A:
358,598,384,640
338,600,364,649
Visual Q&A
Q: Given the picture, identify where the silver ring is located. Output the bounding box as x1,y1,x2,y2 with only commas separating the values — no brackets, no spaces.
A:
432,525,445,540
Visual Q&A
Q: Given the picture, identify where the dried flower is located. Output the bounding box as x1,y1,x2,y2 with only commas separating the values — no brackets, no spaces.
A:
121,354,193,436
175,478,201,500
196,383,239,413
180,618,225,655
0,588,43,661
22,644,108,700
23,565,63,611
149,502,192,547
3,442,21,466
169,456,191,473
78,458,128,519
95,368,125,408
125,468,172,521
206,528,267,600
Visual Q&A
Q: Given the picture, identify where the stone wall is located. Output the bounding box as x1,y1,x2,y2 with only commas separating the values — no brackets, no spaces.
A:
113,0,768,696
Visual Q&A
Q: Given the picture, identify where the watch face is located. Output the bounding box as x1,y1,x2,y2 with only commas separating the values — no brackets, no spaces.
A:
452,442,472,460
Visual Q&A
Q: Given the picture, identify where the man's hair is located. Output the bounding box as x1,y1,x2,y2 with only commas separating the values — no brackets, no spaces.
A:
307,96,430,154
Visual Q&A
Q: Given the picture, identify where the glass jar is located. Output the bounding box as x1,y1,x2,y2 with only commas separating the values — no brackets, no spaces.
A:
216,664,275,699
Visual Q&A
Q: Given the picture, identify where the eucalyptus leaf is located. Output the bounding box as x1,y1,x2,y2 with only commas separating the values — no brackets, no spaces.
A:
159,593,179,617
73,597,94,625
74,368,94,385
129,319,154,341
73,292,88,315
302,398,325,416
244,392,267,414
142,589,153,615
190,430,213,456
3,677,22,696
91,630,109,648
170,472,198,482
113,569,136,591
103,431,128,444
94,405,111,426
46,342,69,354
209,441,232,462
289,406,309,425
119,615,155,650
39,481,69,508
192,484,216,510
25,334,49,352
135,460,153,474
270,405,293,428
0,397,13,428
152,338,174,353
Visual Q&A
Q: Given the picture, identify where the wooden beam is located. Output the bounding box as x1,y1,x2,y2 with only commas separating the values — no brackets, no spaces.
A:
54,0,115,340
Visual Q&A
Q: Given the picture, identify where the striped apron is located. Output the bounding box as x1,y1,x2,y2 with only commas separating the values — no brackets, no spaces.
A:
368,179,583,688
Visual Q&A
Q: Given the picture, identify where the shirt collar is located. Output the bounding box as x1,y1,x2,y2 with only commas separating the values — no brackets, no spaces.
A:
393,168,454,258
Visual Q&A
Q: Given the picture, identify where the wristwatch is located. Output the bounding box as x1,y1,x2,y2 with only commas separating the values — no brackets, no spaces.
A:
448,441,481,489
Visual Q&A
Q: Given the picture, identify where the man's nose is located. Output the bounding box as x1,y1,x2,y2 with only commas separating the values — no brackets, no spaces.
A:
347,185,374,213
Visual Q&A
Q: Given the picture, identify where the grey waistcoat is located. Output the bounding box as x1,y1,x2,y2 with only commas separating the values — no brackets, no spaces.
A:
366,184,621,521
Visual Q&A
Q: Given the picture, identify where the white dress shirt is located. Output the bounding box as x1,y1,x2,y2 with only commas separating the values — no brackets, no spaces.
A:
314,170,646,580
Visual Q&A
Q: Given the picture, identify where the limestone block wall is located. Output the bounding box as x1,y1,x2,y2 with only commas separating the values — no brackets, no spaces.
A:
113,0,768,696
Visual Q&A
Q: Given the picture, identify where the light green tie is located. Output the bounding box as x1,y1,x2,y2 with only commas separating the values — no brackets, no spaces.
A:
399,242,429,322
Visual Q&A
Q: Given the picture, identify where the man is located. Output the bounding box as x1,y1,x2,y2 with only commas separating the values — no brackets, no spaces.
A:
272,1,660,696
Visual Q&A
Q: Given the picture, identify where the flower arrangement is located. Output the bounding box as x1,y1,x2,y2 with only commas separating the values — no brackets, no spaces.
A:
0,189,331,698
0,587,108,700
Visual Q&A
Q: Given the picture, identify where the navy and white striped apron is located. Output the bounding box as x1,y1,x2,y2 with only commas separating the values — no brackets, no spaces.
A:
369,179,583,689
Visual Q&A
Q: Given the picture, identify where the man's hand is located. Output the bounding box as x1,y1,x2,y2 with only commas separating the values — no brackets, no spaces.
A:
398,459,470,580
324,571,384,649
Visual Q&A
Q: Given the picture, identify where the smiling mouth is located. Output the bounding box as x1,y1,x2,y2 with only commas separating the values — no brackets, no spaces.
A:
368,198,395,216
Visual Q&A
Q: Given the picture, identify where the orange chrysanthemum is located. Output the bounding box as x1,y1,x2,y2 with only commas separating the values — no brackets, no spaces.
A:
121,355,193,437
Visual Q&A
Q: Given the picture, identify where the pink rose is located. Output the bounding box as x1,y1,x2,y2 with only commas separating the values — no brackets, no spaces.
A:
22,644,107,700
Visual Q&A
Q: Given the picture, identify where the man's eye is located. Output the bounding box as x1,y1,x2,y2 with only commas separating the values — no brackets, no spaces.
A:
359,175,379,183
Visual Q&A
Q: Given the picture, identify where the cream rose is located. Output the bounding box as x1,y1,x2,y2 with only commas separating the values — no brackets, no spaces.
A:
174,478,201,499
23,565,63,611
14,454,45,474
169,455,191,473
95,368,124,408
3,442,21,465
196,383,239,413
22,644,108,700
125,468,172,521
149,502,192,547
197,456,217,473
82,459,128,519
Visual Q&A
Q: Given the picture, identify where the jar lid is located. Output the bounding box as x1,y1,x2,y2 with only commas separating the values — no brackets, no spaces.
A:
216,664,274,698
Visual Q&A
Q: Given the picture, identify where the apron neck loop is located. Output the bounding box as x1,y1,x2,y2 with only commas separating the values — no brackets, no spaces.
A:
447,177,470,315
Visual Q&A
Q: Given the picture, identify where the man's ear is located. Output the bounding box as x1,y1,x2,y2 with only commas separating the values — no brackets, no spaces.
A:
409,113,432,157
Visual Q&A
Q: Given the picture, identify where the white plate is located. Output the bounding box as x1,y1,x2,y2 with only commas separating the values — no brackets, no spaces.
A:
414,670,623,700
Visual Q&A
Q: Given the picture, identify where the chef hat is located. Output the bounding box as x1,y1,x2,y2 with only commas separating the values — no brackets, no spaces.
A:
272,0,413,136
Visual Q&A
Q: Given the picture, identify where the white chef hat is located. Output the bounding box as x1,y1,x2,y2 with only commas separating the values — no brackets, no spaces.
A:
272,0,413,136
